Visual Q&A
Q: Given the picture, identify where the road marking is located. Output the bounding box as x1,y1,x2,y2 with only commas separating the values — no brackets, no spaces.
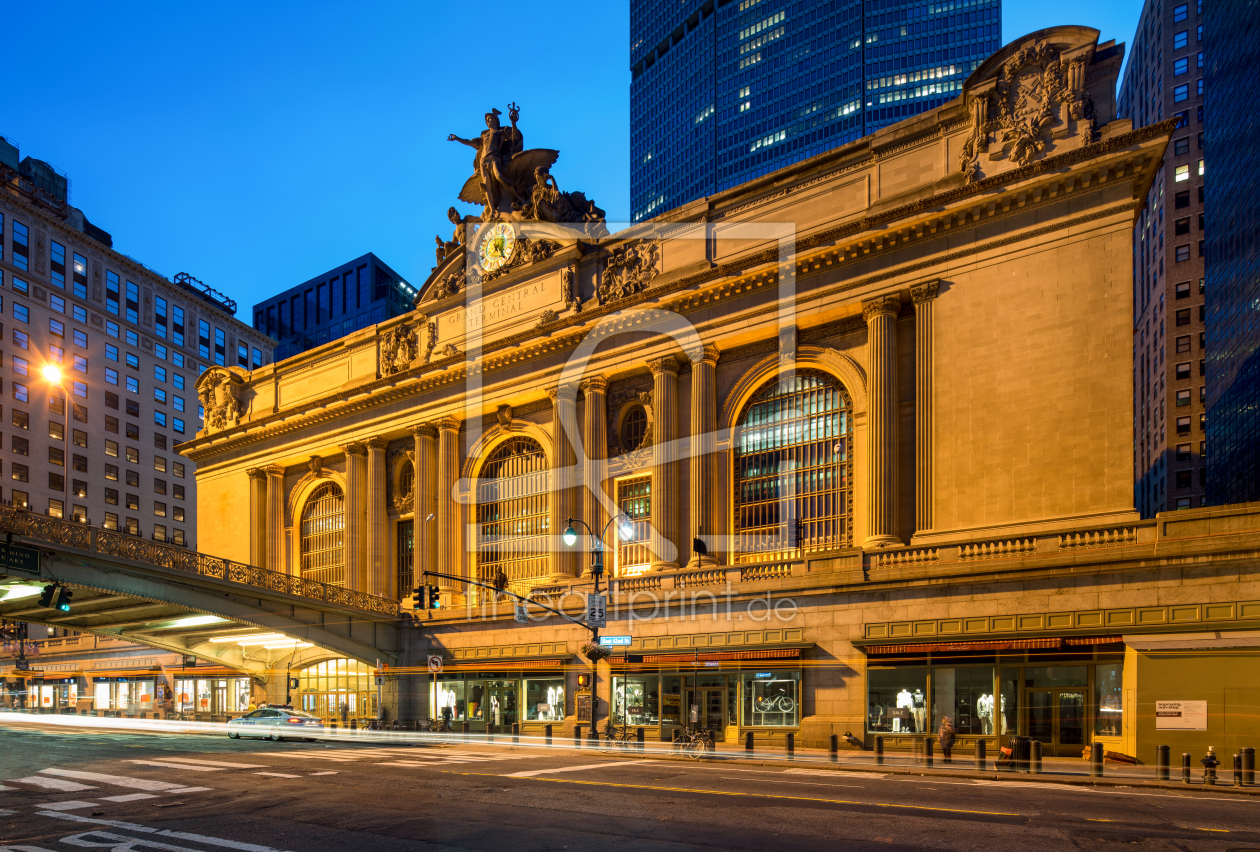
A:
40,768,187,791
168,786,212,793
253,773,301,778
308,771,339,776
784,769,880,779
0,785,18,791
507,761,656,778
125,760,225,771
8,776,96,791
446,772,1023,817
152,758,268,769
35,810,299,851
101,794,158,802
37,800,98,810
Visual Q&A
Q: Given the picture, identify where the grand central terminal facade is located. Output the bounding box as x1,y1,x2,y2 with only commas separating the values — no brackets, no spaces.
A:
180,28,1260,760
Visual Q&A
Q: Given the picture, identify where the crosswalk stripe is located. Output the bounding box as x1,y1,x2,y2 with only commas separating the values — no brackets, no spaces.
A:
37,800,98,810
41,768,185,791
9,776,96,791
101,794,158,802
156,758,267,769
253,773,300,778
125,761,225,772
507,761,642,778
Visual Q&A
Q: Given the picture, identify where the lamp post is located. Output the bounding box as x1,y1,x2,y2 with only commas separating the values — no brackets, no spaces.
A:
41,365,71,516
562,513,635,737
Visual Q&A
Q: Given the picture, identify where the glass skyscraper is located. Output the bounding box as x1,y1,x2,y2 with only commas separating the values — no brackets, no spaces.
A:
1204,1,1260,505
630,0,1001,221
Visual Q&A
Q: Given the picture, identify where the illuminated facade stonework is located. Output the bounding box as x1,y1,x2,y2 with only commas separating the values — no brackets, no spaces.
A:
180,30,1259,758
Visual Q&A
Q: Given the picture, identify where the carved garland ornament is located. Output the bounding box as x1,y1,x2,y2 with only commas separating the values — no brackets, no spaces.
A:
598,240,661,306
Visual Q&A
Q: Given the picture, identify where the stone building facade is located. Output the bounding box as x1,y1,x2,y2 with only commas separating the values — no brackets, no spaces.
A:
182,29,1260,759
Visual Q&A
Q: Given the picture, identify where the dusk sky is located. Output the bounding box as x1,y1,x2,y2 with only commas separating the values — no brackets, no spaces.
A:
7,0,1142,320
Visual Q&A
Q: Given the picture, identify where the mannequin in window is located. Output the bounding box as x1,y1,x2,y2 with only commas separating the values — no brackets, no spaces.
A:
491,694,501,726
977,693,994,734
911,689,927,734
895,688,913,733
999,693,1008,735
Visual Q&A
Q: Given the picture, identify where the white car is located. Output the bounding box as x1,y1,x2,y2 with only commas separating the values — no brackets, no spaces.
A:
227,707,324,741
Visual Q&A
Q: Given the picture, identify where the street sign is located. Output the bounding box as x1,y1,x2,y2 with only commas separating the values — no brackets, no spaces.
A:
427,655,443,674
598,635,631,647
0,542,40,576
514,603,528,624
586,593,606,629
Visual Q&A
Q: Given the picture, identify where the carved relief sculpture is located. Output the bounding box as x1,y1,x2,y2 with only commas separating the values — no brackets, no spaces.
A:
379,321,418,376
598,241,661,306
195,367,248,433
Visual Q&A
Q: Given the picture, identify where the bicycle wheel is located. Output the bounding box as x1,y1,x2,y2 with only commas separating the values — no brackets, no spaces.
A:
598,735,614,754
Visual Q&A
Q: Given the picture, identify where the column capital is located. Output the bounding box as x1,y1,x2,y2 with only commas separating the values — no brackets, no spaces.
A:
341,441,367,457
246,467,267,481
862,294,901,323
910,279,941,305
412,423,438,440
648,355,680,376
436,415,461,433
365,436,388,451
695,344,721,367
578,374,608,393
264,463,286,477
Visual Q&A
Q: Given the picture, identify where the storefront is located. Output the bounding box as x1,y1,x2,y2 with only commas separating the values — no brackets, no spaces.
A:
611,649,804,741
428,660,567,731
861,637,1125,756
92,676,158,714
295,658,377,723
173,670,254,717
34,677,79,711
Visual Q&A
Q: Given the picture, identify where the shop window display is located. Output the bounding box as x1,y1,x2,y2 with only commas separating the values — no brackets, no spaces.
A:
661,675,684,727
614,676,660,726
1094,663,1123,737
741,670,801,728
867,668,926,733
524,678,565,722
932,667,991,735
296,659,376,720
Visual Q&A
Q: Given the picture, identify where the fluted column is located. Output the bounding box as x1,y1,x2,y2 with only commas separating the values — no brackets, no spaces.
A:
863,295,902,547
688,346,720,567
247,468,268,569
648,356,681,571
366,437,387,598
436,416,463,595
911,281,940,537
412,424,439,592
549,386,581,578
265,465,285,575
579,376,608,576
343,442,367,591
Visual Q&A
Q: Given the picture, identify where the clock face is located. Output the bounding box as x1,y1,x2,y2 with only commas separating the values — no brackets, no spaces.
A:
478,223,517,273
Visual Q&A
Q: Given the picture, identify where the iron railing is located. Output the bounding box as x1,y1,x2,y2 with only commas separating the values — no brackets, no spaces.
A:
0,507,399,617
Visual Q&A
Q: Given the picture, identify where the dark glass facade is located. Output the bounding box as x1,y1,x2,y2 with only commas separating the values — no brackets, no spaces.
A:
630,0,1001,221
251,253,415,361
1204,1,1260,505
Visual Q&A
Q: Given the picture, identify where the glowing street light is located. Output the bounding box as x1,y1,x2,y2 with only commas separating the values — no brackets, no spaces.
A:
42,364,63,384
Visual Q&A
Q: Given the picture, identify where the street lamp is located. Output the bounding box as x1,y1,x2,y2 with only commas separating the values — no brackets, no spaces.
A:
40,365,71,515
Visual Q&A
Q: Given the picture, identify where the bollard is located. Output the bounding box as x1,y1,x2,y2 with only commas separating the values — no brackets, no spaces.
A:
1030,740,1042,775
636,727,645,753
1090,742,1103,777
1182,752,1192,784
588,727,598,748
746,731,755,754
1234,754,1243,787
975,739,986,771
786,732,795,759
829,734,838,764
1243,747,1255,786
350,718,358,731
512,722,519,745
1156,745,1170,781
875,735,885,766
329,720,337,731
544,724,553,746
487,723,495,742
462,721,470,735
924,737,934,768
574,725,583,747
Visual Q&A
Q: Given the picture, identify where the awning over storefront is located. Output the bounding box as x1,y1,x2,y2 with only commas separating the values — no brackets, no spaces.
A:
865,636,1122,655
635,648,803,665
166,667,248,677
434,658,567,671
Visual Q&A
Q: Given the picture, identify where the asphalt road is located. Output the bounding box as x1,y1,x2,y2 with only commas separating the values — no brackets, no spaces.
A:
1,718,1258,851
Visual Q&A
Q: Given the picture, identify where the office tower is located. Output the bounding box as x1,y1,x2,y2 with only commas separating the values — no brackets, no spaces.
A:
1203,1,1260,504
251,253,415,361
630,0,1001,220
1118,0,1205,516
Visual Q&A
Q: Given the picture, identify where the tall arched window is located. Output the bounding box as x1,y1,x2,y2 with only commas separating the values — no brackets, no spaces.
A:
734,371,852,561
475,437,549,591
300,482,346,586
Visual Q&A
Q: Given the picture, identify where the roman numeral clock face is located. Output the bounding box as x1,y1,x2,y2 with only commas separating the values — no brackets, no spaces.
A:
477,223,517,273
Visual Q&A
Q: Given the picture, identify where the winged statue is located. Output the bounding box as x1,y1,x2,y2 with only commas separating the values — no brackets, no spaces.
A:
448,103,559,220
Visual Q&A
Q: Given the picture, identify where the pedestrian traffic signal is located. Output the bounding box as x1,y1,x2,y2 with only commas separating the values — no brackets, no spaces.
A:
38,584,57,608
411,586,424,608
54,587,72,612
427,584,442,610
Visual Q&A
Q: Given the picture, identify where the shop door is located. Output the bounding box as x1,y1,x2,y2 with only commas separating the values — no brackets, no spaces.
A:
697,688,725,740
214,681,228,715
1027,690,1088,757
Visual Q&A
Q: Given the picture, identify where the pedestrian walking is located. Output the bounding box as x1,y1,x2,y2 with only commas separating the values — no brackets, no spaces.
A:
938,716,956,763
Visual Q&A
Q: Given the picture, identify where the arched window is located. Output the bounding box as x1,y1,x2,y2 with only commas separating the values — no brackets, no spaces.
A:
734,371,852,561
300,482,346,586
475,437,549,592
295,658,376,720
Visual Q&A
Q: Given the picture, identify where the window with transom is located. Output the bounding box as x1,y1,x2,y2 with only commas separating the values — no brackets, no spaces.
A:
733,372,852,562
475,437,549,594
300,482,346,586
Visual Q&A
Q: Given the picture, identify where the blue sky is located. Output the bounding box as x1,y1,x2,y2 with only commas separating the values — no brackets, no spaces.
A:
6,1,1142,319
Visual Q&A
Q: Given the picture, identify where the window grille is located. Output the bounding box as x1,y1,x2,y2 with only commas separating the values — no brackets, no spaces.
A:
475,437,549,594
300,482,346,586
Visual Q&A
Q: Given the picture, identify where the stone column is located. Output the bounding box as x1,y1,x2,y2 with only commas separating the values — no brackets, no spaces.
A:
247,468,267,569
579,376,608,576
688,346,720,567
911,281,940,537
648,356,680,571
412,424,439,590
436,416,463,595
550,386,581,579
265,465,285,574
343,442,367,591
366,437,387,598
862,295,902,547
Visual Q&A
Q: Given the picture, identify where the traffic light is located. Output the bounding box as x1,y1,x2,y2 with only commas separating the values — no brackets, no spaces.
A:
427,584,442,610
411,586,424,608
38,584,57,608
54,587,72,612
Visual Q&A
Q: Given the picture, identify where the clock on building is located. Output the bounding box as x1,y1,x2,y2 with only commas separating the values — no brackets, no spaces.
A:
477,222,517,273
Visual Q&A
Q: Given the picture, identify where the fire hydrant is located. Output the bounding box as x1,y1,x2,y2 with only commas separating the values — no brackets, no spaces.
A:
1201,747,1221,785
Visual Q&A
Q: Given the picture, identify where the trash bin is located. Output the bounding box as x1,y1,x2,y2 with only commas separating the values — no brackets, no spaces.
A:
1006,736,1031,771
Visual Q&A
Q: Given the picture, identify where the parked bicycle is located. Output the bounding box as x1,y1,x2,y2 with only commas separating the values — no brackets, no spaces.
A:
418,717,452,734
598,718,636,753
670,727,714,759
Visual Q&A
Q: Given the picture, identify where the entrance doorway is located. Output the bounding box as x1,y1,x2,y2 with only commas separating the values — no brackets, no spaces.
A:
1027,690,1086,757
684,687,726,741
